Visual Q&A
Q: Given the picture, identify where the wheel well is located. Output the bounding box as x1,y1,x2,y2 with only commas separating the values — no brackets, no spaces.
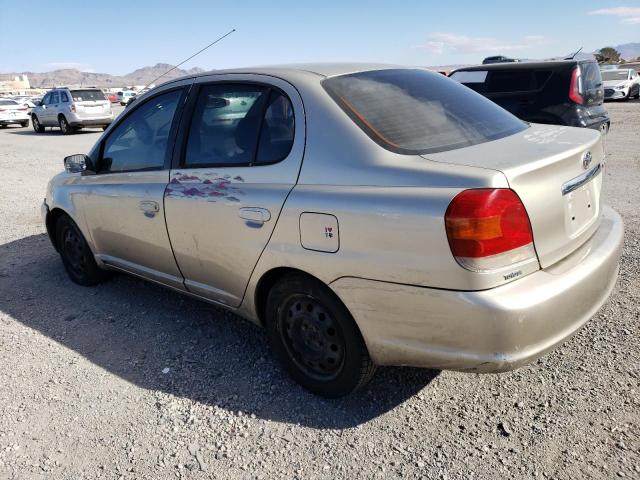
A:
46,208,67,251
254,267,327,327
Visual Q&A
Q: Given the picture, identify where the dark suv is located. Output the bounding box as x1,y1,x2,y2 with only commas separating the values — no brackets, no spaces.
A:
449,59,610,133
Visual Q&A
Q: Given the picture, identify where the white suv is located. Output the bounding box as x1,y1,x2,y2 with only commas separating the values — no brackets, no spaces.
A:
31,88,114,134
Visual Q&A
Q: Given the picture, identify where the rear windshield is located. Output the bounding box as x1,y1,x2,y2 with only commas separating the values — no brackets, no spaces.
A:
323,69,527,154
70,89,106,101
601,70,629,81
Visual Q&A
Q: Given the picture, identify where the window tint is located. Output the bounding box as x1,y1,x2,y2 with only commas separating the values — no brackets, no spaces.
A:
50,92,59,104
70,89,106,101
184,84,270,167
41,93,50,105
323,69,527,155
100,89,181,173
61,92,69,102
581,63,602,90
255,90,295,164
484,70,551,93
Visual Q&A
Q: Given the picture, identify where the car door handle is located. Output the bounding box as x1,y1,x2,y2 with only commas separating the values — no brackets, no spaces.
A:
239,207,271,224
139,200,160,217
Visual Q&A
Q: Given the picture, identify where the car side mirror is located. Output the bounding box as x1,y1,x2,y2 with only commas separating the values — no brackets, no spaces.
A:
64,154,95,174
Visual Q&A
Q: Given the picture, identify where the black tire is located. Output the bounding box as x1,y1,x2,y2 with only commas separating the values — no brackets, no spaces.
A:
266,273,376,398
102,125,109,131
55,214,108,286
32,115,45,133
20,120,29,128
58,115,75,135
634,85,640,99
0,124,7,129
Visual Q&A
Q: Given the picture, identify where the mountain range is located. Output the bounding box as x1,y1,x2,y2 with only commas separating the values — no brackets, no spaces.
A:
3,42,639,89
0,63,207,88
615,43,640,61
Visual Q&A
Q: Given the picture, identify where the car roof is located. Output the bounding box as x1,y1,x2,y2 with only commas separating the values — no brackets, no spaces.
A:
195,63,405,78
451,59,588,72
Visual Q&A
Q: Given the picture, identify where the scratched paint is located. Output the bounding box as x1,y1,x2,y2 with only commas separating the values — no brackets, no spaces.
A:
165,172,245,203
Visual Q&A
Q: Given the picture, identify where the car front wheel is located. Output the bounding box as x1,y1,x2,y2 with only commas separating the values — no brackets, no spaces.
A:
266,273,376,397
20,120,29,128
55,214,109,286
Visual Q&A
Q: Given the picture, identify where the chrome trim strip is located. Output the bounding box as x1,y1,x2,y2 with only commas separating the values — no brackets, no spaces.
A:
562,163,601,196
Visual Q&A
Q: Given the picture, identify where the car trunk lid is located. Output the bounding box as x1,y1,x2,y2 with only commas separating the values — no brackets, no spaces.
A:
423,124,605,268
70,90,111,118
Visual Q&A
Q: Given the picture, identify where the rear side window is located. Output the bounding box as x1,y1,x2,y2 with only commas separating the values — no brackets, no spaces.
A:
184,84,294,167
61,92,69,102
581,63,602,90
256,91,294,164
70,89,106,101
323,68,527,155
100,90,181,173
485,70,551,93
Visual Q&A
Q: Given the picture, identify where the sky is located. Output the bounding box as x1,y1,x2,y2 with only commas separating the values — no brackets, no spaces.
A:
0,0,639,74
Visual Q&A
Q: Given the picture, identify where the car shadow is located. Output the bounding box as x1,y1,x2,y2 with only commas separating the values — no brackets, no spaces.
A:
0,234,439,429
6,129,101,136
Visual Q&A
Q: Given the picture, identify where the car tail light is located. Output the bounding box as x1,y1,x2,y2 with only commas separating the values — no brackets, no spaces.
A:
569,66,584,105
445,189,536,272
70,103,76,113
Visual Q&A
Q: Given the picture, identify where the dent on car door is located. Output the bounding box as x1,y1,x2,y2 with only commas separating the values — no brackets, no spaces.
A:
164,79,303,307
75,87,188,288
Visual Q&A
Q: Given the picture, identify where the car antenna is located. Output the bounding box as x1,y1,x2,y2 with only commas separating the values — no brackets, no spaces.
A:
143,28,236,90
566,46,583,60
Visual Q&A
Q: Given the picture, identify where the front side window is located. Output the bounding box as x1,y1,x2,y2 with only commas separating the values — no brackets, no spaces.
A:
100,89,181,173
50,92,60,104
41,93,51,105
323,68,527,154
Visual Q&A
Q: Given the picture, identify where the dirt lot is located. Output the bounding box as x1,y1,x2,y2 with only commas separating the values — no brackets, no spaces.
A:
0,101,638,480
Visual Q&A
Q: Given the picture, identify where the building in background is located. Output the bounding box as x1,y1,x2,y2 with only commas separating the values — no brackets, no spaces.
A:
0,75,31,94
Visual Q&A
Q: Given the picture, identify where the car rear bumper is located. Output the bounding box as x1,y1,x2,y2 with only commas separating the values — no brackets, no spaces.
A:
330,205,623,373
0,112,30,124
68,113,113,126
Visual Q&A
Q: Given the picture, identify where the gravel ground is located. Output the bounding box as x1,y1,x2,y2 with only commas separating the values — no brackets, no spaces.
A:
0,102,638,480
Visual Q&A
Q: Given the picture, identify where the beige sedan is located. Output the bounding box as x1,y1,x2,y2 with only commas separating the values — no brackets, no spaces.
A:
43,64,623,397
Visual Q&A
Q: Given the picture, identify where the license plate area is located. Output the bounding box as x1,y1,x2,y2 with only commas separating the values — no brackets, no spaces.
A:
563,172,601,238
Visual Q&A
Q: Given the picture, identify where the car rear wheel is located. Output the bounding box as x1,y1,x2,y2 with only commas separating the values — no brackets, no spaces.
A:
58,115,75,135
266,273,376,397
55,214,109,286
32,115,45,133
20,120,29,128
